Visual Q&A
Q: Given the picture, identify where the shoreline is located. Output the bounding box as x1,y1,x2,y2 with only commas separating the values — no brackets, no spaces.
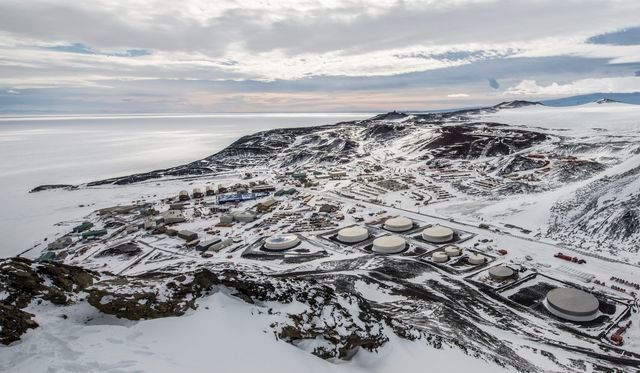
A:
0,113,373,256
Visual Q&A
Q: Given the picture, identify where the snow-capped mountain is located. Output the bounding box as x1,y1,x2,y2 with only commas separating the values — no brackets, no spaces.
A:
542,92,640,106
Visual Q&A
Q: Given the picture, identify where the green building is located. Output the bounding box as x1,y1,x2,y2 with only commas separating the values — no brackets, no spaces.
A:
37,252,56,263
275,188,297,196
81,229,108,239
73,221,94,233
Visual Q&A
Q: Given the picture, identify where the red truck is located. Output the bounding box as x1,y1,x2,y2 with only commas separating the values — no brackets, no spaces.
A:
611,321,632,346
554,252,586,264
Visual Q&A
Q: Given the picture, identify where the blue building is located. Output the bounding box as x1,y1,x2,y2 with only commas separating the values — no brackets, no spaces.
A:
217,192,270,204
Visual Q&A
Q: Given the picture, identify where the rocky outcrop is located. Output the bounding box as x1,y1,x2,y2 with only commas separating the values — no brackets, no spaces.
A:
87,269,218,319
0,257,98,344
274,286,389,360
0,258,515,364
422,124,548,159
28,184,77,193
0,257,97,309
0,261,393,360
498,155,547,175
0,302,38,345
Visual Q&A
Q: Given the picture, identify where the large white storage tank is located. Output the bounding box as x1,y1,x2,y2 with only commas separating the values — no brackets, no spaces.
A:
544,288,600,322
444,245,462,257
467,253,486,265
488,265,515,281
431,251,448,263
422,226,454,243
372,235,406,254
264,234,300,251
384,217,413,232
337,226,369,243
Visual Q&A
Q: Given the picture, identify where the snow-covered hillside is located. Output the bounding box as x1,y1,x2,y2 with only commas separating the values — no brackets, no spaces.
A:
474,102,640,259
4,101,640,372
78,101,640,261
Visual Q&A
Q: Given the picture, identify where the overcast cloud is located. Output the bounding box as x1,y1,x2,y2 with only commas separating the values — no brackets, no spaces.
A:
1,0,639,113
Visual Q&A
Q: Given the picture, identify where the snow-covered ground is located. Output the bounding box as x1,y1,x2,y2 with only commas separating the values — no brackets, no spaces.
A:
0,292,506,373
0,113,371,257
430,102,640,253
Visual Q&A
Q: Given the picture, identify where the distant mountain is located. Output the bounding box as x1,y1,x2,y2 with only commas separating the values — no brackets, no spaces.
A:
542,92,640,106
594,98,622,104
369,110,409,121
492,100,542,109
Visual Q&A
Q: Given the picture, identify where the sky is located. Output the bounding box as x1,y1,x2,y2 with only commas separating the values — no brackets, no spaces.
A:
1,0,640,114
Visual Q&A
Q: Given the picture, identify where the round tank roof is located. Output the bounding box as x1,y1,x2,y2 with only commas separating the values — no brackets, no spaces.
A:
468,253,486,265
264,234,300,251
384,217,413,232
422,226,454,243
337,226,369,243
372,235,406,254
488,266,514,280
545,288,599,320
444,245,462,257
431,251,449,263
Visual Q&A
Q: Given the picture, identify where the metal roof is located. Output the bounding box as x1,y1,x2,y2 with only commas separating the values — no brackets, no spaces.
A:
546,288,599,316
